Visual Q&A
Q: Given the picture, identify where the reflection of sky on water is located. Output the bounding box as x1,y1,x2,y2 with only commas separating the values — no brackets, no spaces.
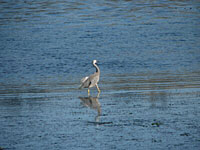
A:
0,0,200,85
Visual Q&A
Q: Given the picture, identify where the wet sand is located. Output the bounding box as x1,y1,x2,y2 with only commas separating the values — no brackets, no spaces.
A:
0,72,200,150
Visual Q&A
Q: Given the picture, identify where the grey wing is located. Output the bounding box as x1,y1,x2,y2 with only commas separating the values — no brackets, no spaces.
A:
89,74,99,88
81,76,89,83
79,76,91,89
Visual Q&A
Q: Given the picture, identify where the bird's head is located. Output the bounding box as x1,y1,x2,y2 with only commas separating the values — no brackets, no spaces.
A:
93,60,97,64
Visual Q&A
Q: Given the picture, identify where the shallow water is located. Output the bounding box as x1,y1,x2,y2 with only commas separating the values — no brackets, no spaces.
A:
0,0,200,149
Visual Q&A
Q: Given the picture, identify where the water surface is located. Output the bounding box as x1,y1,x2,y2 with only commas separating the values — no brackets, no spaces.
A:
0,0,200,149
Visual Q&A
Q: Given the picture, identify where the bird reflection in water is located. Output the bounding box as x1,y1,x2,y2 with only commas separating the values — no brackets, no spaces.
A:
79,93,101,122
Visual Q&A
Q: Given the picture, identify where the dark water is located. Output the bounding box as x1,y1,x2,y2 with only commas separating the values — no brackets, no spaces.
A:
0,0,200,149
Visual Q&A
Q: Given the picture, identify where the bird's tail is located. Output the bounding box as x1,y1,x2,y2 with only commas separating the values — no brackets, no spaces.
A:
79,76,88,89
79,84,83,89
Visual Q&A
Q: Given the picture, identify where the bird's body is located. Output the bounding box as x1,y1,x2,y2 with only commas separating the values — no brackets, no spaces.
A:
79,60,100,94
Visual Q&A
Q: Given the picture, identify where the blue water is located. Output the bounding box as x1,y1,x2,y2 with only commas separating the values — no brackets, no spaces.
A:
0,0,200,150
0,0,200,84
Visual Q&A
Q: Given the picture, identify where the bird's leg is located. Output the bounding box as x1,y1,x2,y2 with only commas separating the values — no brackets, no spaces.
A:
96,84,101,93
97,92,100,98
88,89,90,95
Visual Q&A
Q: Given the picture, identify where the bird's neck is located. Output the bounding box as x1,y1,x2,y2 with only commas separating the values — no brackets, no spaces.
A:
93,63,100,73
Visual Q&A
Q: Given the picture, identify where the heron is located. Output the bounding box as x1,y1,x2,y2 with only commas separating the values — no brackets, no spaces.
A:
79,60,101,95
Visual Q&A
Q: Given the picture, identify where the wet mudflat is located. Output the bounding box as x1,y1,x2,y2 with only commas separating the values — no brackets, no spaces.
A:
0,72,200,150
0,0,200,149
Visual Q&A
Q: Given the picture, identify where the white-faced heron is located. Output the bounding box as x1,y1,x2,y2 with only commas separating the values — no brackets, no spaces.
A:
79,60,100,94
